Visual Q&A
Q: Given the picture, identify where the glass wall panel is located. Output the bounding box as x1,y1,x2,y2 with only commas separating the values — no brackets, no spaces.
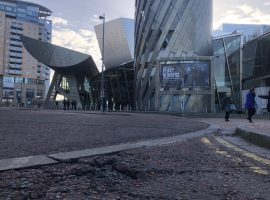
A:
159,94,211,113
243,34,270,80
213,34,242,111
91,62,134,111
26,89,35,99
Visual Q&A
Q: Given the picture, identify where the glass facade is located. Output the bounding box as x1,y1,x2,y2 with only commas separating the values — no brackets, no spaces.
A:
243,33,270,84
0,1,41,23
91,62,134,111
213,34,242,112
242,32,270,114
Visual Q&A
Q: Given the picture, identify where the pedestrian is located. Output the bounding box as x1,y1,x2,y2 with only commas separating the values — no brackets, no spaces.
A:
245,88,256,123
55,101,59,109
67,99,70,110
74,100,77,110
221,92,234,122
71,100,74,110
63,99,67,110
258,90,270,113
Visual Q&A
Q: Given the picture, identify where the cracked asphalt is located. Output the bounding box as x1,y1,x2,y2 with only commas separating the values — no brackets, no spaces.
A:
1,109,270,199
0,109,207,159
1,136,270,199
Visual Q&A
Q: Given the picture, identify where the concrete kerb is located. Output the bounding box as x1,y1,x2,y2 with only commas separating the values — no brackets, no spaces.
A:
0,124,219,172
236,126,270,149
0,155,57,172
49,123,219,161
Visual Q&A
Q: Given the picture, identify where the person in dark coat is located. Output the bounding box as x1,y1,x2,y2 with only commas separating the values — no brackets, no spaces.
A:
245,88,256,123
221,92,233,122
55,101,59,109
71,100,75,110
258,90,270,113
74,100,77,110
63,99,67,110
67,99,70,110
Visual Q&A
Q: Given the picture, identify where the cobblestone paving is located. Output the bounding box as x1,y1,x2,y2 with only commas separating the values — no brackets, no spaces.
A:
0,109,208,159
0,137,270,200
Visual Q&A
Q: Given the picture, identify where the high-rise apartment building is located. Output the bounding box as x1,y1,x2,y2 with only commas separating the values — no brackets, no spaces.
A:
0,0,52,107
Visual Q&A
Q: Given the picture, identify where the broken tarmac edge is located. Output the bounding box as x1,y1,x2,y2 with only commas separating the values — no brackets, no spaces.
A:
0,123,219,172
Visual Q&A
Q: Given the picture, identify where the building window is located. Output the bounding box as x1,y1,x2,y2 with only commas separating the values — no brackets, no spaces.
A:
36,90,43,99
3,88,14,98
5,6,14,12
3,77,15,88
24,78,36,84
17,8,26,13
26,89,35,99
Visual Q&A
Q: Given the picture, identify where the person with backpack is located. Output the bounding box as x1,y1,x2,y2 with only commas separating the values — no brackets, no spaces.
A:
221,92,234,122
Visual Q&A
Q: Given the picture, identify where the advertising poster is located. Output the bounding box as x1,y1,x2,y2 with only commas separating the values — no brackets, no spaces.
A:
160,61,210,91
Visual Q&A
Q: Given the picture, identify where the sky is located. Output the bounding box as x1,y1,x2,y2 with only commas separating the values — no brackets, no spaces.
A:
28,0,270,70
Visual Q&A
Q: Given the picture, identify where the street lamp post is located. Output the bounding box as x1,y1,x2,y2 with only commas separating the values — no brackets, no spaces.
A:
99,14,105,112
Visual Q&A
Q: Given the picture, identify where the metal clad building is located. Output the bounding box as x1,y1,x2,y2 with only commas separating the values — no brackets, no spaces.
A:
21,36,99,110
94,18,134,69
134,0,213,111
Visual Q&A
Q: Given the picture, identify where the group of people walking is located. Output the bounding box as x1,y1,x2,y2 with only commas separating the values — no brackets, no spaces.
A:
221,88,270,123
62,99,77,110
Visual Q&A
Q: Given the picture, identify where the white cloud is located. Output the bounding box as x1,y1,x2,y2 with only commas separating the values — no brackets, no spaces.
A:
79,29,95,37
214,4,270,29
50,17,102,71
264,2,270,6
237,5,254,15
50,16,69,26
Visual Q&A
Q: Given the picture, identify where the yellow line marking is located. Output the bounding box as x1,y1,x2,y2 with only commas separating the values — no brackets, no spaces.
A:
215,137,270,167
216,150,232,158
250,166,269,176
201,137,269,176
201,137,213,145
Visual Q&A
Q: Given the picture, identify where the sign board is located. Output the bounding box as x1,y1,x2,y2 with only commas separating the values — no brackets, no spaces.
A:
160,60,210,91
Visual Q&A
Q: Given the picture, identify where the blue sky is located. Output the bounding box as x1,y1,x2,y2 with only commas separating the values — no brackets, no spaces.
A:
28,0,270,70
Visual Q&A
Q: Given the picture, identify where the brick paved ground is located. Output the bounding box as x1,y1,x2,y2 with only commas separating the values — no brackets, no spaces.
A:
0,109,208,159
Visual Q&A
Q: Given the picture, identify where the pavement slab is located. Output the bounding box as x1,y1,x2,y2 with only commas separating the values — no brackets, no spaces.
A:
0,155,57,172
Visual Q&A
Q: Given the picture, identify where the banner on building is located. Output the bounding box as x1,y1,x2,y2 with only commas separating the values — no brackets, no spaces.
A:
160,60,210,91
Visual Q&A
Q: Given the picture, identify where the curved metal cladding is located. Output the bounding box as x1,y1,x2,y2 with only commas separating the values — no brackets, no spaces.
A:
21,36,99,109
134,0,213,110
94,18,134,70
21,36,99,79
